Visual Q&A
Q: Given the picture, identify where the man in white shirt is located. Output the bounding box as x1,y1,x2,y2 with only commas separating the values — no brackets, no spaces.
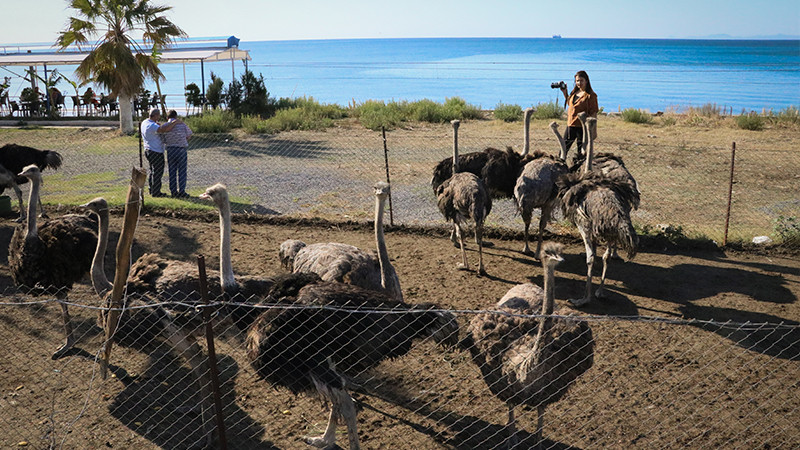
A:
140,108,179,197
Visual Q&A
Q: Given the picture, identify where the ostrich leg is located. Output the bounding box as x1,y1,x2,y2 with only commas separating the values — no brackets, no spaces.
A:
51,296,75,359
535,204,554,260
596,246,614,298
521,209,533,255
455,223,470,271
570,227,596,307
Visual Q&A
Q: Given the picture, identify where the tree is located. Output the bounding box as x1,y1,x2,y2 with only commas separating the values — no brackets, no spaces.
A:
206,72,224,110
185,82,202,114
56,0,186,134
224,70,275,117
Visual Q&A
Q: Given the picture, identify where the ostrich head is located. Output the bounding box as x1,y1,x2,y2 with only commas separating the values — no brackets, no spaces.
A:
80,197,108,214
18,164,41,181
199,183,228,206
540,242,564,270
549,121,559,131
278,239,306,270
374,181,390,199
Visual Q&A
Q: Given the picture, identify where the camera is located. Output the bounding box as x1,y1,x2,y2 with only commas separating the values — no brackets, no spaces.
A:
551,81,567,89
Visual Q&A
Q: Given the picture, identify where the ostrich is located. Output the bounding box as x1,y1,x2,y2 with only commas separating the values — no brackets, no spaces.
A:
557,115,638,306
436,119,492,275
245,279,458,450
8,165,96,359
279,181,403,301
0,144,63,221
431,107,535,199
464,242,594,449
513,121,570,257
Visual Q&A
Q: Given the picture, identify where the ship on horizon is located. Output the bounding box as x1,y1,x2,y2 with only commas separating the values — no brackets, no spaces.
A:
552,34,562,39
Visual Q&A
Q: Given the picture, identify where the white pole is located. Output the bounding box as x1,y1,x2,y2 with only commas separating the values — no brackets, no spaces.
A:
182,61,187,114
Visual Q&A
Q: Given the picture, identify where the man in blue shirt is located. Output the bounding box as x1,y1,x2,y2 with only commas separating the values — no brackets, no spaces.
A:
140,108,179,197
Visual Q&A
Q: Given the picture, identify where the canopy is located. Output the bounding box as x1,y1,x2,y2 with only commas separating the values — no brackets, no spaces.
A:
0,46,250,67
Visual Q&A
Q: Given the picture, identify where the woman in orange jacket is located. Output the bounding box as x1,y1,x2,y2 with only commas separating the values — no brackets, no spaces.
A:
559,70,598,158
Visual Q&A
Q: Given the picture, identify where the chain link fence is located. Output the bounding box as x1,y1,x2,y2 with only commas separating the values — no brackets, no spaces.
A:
0,122,798,244
0,285,798,449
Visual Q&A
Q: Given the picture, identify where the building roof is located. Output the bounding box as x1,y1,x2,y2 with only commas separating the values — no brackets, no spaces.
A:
0,46,250,67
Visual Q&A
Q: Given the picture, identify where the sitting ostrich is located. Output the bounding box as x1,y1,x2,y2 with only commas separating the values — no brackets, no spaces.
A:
279,181,403,301
436,119,491,275
513,121,570,257
0,144,63,221
557,115,638,306
8,165,96,359
245,279,458,449
464,242,594,449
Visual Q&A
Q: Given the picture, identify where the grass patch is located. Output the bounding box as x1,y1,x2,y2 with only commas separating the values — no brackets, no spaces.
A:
621,108,653,124
768,105,800,127
351,97,483,131
185,110,240,133
774,215,800,248
493,103,523,122
686,103,723,118
735,112,765,131
531,100,564,120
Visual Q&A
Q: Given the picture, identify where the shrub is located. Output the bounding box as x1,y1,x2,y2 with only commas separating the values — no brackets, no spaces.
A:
205,72,225,109
184,109,239,133
660,115,677,126
493,103,523,122
353,100,406,131
771,105,799,126
531,100,564,120
225,70,276,117
621,108,653,124
443,97,482,120
775,215,800,247
687,103,723,118
735,111,764,131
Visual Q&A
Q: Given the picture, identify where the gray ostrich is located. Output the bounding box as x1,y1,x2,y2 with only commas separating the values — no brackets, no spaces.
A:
8,165,96,359
557,115,638,306
513,120,570,257
464,242,594,449
436,119,492,275
279,182,403,301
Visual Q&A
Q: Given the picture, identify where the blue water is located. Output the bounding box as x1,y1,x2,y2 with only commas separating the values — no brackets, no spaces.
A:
6,37,800,113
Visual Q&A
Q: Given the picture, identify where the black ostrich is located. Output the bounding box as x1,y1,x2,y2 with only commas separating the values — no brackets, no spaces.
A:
431,108,535,199
464,242,594,449
436,119,492,275
244,279,458,450
0,144,63,221
557,115,638,306
8,165,96,359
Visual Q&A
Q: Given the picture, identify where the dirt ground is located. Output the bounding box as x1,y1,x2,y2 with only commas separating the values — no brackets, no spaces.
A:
0,207,799,449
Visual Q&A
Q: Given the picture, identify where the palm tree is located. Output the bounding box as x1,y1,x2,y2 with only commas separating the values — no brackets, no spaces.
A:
56,0,186,134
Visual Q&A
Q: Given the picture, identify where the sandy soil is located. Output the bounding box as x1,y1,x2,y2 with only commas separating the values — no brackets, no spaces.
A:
0,207,798,449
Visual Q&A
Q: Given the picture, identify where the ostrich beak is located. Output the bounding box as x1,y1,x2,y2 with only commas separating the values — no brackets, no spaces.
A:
199,192,211,200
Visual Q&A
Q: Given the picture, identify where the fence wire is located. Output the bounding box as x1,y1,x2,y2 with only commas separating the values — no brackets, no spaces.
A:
0,285,797,449
0,123,797,244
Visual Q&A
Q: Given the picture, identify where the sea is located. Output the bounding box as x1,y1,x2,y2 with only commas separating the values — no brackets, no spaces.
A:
5,37,800,113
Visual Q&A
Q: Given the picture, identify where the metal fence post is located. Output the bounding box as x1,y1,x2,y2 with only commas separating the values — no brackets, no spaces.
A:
723,142,736,246
381,126,394,226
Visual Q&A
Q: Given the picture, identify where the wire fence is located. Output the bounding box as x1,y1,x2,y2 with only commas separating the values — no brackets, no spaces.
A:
0,285,798,450
0,121,798,245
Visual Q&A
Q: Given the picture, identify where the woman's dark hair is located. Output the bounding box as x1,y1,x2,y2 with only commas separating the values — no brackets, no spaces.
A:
168,110,178,119
570,70,595,97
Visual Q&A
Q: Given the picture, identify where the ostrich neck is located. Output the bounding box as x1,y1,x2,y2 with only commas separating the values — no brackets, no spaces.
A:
531,262,557,365
375,194,401,300
582,125,593,175
218,200,236,290
24,177,39,239
452,129,459,173
522,110,531,157
91,209,112,297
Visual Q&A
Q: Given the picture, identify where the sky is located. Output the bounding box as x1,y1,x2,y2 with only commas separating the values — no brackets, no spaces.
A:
1,0,799,45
